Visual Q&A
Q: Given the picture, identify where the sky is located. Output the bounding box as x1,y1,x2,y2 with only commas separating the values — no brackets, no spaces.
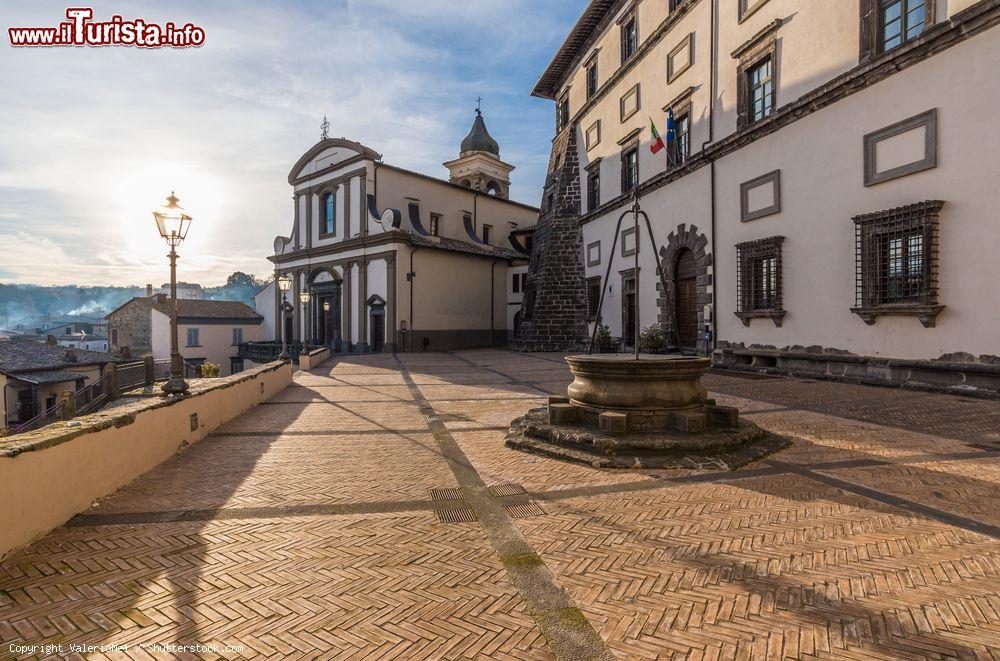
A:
0,0,582,287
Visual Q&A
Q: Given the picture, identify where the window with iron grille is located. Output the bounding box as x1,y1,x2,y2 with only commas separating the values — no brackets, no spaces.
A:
852,200,944,327
587,277,602,320
735,236,785,326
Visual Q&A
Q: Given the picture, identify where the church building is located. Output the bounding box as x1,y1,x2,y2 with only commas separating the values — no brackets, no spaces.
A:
264,111,538,353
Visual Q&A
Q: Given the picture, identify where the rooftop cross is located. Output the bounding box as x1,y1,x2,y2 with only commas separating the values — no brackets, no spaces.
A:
476,97,483,115
320,115,330,140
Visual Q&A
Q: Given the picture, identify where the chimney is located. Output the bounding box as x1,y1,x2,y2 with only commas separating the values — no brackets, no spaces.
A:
146,284,153,298
64,348,77,363
155,293,168,305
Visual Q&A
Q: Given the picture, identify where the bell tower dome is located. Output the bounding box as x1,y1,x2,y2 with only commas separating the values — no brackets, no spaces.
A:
444,107,515,199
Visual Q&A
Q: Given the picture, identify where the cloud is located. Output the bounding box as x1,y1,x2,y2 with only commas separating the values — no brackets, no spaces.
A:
0,0,581,286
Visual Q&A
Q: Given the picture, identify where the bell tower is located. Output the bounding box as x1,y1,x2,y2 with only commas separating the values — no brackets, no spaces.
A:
444,106,514,199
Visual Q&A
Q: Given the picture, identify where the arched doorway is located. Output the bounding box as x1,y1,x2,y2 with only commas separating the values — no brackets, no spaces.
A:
309,269,342,350
674,249,698,350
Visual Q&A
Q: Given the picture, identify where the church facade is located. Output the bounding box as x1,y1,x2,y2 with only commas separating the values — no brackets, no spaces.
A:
266,112,538,353
521,0,1000,393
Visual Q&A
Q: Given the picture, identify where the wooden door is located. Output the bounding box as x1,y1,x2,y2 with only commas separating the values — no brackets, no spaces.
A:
674,249,698,349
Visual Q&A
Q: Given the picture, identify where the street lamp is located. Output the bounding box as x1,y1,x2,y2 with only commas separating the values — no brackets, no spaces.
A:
153,192,193,397
299,291,311,345
278,274,293,360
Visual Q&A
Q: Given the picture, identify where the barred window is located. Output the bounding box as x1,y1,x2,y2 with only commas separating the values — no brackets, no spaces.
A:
735,236,785,327
587,277,602,320
852,200,944,327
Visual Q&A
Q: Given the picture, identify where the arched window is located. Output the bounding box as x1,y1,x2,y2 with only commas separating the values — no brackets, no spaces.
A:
324,193,336,235
486,181,500,196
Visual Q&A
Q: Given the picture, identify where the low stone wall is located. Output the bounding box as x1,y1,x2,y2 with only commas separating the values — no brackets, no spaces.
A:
713,344,1000,398
298,347,331,372
0,361,292,559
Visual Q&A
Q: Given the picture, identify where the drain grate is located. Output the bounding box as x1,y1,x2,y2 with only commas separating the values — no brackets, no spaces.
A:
489,483,527,497
506,502,546,519
436,507,478,524
430,487,464,501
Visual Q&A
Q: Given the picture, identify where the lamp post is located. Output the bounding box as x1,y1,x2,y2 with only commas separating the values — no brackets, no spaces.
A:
278,274,293,360
153,192,193,397
299,290,311,345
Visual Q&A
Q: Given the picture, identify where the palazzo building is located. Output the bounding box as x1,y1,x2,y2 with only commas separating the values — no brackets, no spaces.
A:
520,0,1000,393
265,111,538,353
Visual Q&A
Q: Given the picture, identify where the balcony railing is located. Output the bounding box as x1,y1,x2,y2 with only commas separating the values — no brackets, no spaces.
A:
238,341,310,363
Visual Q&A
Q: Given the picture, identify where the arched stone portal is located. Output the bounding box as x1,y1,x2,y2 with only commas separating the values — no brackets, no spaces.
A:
657,224,712,354
309,268,343,350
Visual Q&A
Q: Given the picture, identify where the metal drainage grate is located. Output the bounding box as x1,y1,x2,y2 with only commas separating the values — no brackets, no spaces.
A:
489,483,527,497
506,502,546,519
430,488,464,501
436,507,478,524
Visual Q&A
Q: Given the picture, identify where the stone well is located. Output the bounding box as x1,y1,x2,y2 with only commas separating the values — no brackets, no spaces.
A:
565,354,710,431
506,354,788,469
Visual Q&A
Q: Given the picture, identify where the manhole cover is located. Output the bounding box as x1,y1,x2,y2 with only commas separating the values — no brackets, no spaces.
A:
436,507,477,524
489,483,527,497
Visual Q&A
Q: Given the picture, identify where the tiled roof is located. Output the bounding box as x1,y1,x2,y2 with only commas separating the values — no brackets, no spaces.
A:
409,234,526,261
532,0,619,99
0,341,117,373
123,298,263,322
9,370,88,385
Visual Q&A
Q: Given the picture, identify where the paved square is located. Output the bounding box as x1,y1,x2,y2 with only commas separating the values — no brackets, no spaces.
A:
1,350,998,659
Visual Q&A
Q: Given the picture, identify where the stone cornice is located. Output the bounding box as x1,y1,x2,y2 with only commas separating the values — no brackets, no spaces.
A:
579,0,1000,226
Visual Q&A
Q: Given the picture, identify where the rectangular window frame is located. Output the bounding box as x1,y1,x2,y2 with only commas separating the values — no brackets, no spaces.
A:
734,24,779,130
186,328,201,347
429,213,441,236
232,328,244,346
863,108,937,187
482,224,492,244
620,14,638,64
586,160,602,211
620,143,639,195
587,240,602,267
586,58,599,99
586,120,602,151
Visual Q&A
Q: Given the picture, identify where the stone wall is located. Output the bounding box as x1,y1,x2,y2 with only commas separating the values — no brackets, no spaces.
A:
0,361,293,559
513,125,590,351
108,301,152,357
713,342,1000,398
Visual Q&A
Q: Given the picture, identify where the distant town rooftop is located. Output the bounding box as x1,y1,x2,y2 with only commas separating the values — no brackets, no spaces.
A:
0,341,116,374
109,297,263,323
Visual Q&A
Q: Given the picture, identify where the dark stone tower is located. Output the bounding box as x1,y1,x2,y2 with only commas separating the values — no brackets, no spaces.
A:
513,125,589,351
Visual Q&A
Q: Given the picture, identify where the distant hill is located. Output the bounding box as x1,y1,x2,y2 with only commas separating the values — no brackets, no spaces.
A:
0,272,271,330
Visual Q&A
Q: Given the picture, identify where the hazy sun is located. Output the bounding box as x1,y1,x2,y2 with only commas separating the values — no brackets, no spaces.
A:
109,161,228,264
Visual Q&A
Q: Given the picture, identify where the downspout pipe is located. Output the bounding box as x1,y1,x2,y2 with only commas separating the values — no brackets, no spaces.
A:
700,0,718,358
408,246,419,353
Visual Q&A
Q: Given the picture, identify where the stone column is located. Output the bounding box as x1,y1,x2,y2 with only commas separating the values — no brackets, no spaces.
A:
385,253,397,352
358,258,368,353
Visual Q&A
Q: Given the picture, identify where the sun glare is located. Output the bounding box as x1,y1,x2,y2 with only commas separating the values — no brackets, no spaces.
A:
110,161,228,266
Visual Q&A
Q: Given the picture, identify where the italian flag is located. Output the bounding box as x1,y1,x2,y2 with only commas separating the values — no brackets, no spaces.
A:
649,117,666,155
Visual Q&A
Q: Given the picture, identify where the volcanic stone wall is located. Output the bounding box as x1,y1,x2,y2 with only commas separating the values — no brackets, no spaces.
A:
513,125,590,351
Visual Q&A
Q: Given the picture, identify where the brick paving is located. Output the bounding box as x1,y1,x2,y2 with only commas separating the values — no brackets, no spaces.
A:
1,349,999,659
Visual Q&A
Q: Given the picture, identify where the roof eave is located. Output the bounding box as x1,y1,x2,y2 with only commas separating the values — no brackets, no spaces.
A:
531,0,620,100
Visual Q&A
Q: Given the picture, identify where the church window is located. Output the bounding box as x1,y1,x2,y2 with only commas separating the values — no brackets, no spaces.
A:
323,192,336,235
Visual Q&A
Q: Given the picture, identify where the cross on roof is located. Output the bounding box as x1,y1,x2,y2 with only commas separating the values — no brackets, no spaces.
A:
320,115,330,140
476,97,483,113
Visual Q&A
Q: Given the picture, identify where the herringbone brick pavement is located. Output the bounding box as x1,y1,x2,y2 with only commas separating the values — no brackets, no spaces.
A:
1,349,998,659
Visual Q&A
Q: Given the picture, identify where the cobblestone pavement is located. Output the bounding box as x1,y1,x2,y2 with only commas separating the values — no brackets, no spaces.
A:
1,350,998,659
